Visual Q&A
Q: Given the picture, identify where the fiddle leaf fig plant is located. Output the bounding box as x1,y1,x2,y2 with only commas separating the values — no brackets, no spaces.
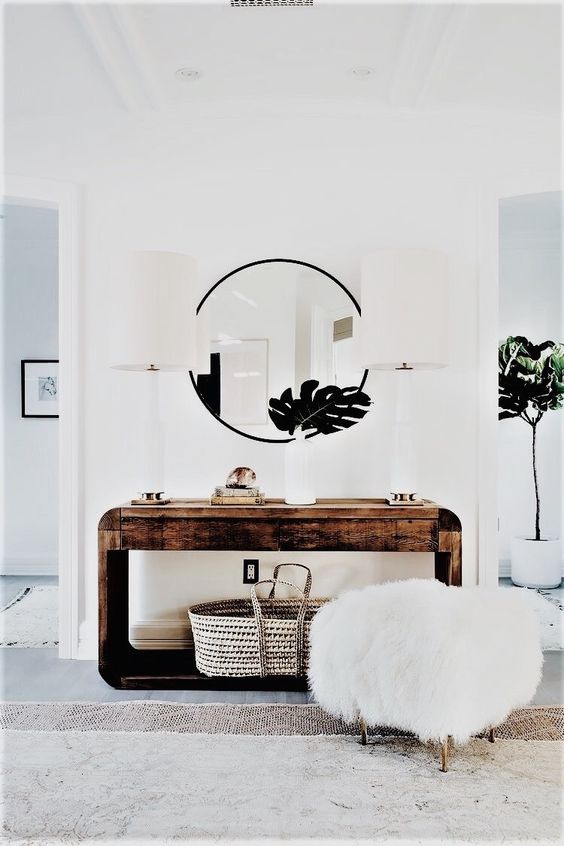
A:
498,335,564,540
268,379,372,437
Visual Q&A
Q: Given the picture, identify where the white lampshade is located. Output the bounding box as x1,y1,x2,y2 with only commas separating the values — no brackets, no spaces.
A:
111,250,197,371
360,249,448,369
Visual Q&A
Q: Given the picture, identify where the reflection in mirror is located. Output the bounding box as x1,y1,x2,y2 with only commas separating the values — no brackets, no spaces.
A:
191,259,367,442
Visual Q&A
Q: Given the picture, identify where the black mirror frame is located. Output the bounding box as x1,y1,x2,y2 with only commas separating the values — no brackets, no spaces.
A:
188,257,368,444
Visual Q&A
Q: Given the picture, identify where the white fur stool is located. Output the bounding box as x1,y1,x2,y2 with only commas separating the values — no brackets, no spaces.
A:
308,579,543,771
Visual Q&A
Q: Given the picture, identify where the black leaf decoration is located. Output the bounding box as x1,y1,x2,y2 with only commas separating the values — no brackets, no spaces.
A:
268,379,372,437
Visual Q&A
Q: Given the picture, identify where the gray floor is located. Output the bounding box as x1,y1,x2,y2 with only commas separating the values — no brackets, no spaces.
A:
0,648,311,703
1,576,562,705
0,576,308,703
2,649,561,705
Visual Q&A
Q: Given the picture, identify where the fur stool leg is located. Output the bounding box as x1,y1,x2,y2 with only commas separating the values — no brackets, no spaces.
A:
359,716,368,746
440,737,451,773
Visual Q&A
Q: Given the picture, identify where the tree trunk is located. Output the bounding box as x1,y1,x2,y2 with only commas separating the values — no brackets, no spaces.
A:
532,423,541,541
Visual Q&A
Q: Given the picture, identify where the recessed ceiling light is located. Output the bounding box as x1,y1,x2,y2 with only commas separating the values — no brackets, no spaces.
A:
175,68,201,82
350,67,375,80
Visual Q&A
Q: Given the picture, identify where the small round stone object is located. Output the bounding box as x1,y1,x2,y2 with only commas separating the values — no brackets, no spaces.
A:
225,467,257,488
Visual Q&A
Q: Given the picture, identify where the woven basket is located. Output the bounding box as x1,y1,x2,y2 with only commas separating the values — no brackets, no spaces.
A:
188,563,328,677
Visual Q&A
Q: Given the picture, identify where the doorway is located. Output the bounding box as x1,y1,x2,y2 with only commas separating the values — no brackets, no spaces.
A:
1,203,59,647
1,177,80,659
497,191,563,667
497,191,563,581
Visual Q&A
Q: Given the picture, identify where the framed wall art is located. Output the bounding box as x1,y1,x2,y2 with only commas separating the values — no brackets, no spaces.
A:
21,360,59,418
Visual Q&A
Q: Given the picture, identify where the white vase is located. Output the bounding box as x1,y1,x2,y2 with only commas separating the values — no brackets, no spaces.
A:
511,536,562,589
284,429,316,505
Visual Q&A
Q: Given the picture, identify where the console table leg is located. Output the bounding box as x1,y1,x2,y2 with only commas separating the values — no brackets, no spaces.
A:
435,540,462,586
434,552,451,585
99,528,130,687
437,510,462,586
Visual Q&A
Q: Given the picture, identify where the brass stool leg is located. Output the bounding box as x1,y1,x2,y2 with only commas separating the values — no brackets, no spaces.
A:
488,726,495,743
359,716,368,746
440,737,451,772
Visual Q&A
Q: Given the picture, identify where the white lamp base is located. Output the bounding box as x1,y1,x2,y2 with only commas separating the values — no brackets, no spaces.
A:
387,371,424,506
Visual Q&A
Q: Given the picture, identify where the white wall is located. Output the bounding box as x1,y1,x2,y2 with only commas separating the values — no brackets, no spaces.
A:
498,192,563,572
80,166,479,652
5,103,560,657
1,203,58,574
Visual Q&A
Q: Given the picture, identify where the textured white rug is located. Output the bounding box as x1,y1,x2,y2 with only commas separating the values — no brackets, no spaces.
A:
2,729,562,844
0,585,58,647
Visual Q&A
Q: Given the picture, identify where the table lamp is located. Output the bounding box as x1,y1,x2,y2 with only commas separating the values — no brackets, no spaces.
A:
111,250,197,504
360,249,448,505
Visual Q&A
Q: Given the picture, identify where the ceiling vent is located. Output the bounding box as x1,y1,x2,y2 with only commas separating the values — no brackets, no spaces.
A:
231,1,313,6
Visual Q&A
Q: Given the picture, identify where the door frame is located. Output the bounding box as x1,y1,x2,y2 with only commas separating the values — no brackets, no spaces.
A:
3,176,81,658
477,172,561,587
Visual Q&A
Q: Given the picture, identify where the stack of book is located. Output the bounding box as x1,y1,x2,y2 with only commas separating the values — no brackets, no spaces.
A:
210,486,265,506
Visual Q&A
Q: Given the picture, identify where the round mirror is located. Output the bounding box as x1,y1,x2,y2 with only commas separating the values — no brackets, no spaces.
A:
189,258,368,443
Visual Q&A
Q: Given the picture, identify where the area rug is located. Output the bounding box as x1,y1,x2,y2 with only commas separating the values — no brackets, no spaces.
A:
520,586,564,650
0,585,58,647
1,729,562,844
1,701,563,740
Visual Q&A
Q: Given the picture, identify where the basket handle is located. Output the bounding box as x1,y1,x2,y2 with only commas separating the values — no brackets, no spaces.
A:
268,563,312,600
250,578,308,678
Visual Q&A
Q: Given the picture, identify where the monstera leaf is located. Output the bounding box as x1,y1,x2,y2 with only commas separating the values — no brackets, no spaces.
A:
268,379,371,436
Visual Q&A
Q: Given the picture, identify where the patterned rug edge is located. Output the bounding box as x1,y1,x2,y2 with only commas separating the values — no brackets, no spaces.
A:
0,586,31,613
1,701,562,740
0,585,58,647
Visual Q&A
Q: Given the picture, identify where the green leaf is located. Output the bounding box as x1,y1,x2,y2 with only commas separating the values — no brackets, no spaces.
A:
499,335,564,420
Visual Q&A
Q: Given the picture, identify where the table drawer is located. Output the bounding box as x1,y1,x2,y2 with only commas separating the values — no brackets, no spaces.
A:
280,519,397,551
162,518,279,551
280,518,438,552
121,517,163,550
396,520,438,551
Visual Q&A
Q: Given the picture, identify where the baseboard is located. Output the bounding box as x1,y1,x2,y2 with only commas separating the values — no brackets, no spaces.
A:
129,618,193,651
498,559,512,579
74,618,192,660
0,557,57,576
77,619,97,661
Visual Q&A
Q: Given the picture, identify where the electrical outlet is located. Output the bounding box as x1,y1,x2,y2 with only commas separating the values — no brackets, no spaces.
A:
243,559,259,584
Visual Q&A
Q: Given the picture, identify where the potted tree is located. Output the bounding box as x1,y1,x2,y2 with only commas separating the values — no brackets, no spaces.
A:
499,336,564,588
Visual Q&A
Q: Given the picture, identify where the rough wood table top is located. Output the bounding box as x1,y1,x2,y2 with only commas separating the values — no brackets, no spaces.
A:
115,498,450,521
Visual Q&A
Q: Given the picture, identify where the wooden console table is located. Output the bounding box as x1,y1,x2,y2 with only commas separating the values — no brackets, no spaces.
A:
98,499,461,690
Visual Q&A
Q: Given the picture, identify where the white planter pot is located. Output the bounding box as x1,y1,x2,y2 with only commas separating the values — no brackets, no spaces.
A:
284,430,316,506
511,536,562,589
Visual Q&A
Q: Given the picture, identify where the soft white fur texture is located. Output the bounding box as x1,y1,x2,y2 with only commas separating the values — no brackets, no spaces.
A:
308,579,543,744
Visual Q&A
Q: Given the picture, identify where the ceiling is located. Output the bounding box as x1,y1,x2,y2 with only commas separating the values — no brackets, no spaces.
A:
4,2,561,120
